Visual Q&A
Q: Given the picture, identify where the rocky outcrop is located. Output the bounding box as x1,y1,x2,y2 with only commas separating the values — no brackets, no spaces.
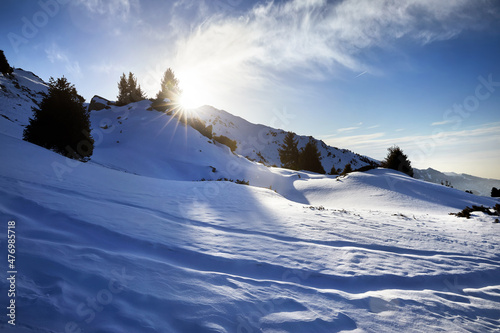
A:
88,95,113,112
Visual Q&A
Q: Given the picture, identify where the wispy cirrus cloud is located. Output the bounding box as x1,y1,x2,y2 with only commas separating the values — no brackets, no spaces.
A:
431,119,457,126
324,122,500,176
168,0,499,109
45,44,81,77
74,0,137,20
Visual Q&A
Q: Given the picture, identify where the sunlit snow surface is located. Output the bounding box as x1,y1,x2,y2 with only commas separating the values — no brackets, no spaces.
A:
1,71,500,332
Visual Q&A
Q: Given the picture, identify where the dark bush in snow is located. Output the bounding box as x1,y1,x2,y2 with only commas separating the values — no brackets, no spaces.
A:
213,135,237,152
189,118,213,139
354,165,378,173
450,205,500,219
491,187,500,197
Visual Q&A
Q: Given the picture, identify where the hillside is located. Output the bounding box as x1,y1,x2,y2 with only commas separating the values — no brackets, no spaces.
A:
1,69,500,332
414,168,500,197
0,69,48,138
2,69,499,193
193,106,377,173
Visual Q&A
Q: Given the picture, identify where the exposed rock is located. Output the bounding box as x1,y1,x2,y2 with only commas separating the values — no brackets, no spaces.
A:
89,95,113,112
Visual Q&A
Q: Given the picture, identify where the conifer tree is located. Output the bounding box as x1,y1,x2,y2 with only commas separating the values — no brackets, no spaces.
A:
0,50,13,75
116,73,130,105
116,72,146,106
278,131,299,170
341,163,353,175
23,77,94,161
127,72,146,102
156,68,181,102
381,145,413,177
298,138,325,174
329,164,338,175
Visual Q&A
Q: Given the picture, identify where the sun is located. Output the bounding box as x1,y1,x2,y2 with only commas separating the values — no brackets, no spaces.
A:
178,88,204,109
177,70,211,110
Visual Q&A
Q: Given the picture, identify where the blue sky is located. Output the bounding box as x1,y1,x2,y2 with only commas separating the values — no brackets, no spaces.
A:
1,0,500,178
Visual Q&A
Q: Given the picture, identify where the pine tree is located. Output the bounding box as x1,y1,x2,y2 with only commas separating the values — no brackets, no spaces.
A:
341,163,353,175
381,145,413,177
127,72,146,102
0,50,13,75
329,164,338,175
116,73,130,106
156,68,181,102
23,77,94,161
298,139,325,174
278,131,299,170
116,72,146,106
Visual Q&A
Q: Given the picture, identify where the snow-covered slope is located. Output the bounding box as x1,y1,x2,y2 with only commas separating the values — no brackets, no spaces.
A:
194,106,377,173
1,69,500,332
1,130,500,332
0,69,48,138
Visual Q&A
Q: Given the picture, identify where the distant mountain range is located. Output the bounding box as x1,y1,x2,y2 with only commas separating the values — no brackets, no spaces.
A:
414,168,500,197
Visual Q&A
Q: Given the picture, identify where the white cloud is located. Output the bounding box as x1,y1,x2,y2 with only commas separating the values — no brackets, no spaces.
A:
431,119,455,126
168,0,497,109
324,122,500,177
75,0,136,20
337,126,361,133
45,44,81,77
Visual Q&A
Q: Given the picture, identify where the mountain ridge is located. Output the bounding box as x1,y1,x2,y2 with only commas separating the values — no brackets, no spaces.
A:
1,69,498,197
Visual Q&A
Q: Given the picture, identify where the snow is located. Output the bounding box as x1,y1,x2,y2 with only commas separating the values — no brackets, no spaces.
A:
414,168,500,197
0,69,47,138
194,106,377,172
1,70,500,332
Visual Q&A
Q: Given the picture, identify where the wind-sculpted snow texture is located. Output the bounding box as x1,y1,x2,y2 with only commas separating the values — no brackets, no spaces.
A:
1,133,500,332
1,70,499,332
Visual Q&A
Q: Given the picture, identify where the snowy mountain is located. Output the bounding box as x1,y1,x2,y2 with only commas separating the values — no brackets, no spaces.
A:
1,69,500,332
0,69,48,138
193,106,377,173
414,168,500,197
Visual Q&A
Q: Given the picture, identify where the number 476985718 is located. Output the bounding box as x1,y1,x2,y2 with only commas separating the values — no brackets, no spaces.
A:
7,221,15,270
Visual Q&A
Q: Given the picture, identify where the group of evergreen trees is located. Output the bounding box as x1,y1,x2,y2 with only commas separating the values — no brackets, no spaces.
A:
116,68,181,107
116,72,146,106
20,60,183,162
279,131,414,178
5,46,417,175
278,132,325,174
